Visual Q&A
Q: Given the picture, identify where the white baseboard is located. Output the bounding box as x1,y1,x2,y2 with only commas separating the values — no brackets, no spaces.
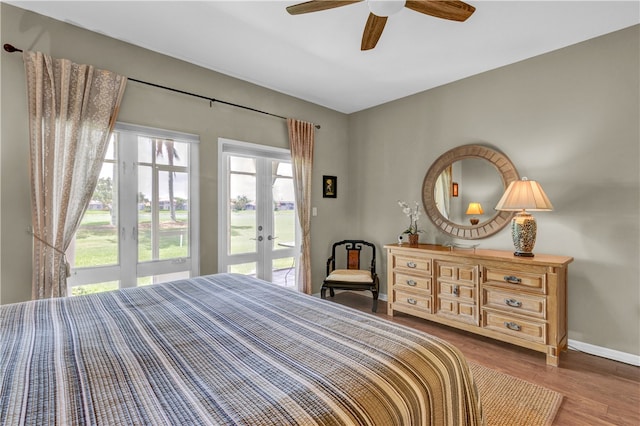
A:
317,291,640,366
568,339,640,366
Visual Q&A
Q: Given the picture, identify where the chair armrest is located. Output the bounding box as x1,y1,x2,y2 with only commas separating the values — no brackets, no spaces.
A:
326,257,335,275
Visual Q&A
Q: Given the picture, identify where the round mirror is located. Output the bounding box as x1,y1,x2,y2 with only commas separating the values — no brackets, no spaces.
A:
422,145,519,240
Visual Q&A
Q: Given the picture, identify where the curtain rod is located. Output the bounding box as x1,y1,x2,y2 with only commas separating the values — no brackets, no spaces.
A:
3,43,320,130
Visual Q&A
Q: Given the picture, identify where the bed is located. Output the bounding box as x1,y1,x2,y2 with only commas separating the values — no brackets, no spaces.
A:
1,273,483,425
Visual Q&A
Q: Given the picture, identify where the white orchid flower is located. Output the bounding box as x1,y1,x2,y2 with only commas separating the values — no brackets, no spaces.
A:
398,200,423,235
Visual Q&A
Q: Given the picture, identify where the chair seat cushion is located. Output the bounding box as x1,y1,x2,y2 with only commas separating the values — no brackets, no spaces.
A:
326,269,373,283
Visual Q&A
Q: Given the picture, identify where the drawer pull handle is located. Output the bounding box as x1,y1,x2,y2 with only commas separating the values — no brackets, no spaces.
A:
453,285,460,296
406,279,417,286
504,275,522,284
407,261,417,268
504,321,521,331
407,298,417,305
505,298,522,308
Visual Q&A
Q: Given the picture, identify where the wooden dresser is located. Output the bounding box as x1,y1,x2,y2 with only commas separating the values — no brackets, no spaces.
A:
385,244,573,366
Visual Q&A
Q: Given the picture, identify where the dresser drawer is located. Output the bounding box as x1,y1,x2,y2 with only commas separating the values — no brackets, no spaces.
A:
483,288,546,319
393,254,432,275
439,281,476,302
437,262,477,285
437,298,477,325
395,273,432,292
483,266,547,294
394,290,433,313
482,310,547,344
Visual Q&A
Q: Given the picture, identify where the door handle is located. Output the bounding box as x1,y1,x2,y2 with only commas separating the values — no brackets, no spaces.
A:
250,236,264,242
268,235,278,241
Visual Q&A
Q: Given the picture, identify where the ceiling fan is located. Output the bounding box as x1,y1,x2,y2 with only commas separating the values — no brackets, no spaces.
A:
286,0,476,51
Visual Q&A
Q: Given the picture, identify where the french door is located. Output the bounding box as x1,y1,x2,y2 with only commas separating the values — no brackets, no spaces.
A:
218,138,299,288
67,123,199,295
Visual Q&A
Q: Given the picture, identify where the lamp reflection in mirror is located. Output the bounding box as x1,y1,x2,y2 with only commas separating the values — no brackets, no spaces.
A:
465,202,483,225
495,177,553,257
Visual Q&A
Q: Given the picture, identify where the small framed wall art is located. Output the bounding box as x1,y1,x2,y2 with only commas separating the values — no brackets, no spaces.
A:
323,175,337,198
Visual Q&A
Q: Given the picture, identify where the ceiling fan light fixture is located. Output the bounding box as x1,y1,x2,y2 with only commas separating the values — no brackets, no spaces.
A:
286,0,476,51
368,0,406,17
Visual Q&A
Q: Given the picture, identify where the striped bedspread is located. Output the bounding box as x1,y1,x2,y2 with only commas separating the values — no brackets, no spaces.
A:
1,273,483,425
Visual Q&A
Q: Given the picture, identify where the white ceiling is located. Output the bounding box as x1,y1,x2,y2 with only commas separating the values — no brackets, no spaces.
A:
8,1,640,113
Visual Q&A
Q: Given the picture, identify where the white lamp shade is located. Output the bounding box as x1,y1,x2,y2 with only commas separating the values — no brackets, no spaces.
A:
495,178,553,212
368,0,406,17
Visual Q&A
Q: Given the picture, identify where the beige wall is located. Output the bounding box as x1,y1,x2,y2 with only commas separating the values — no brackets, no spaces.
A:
2,4,638,358
348,25,639,357
0,4,351,303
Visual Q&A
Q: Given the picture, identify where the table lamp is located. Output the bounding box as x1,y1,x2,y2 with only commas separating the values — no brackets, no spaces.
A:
466,202,483,225
495,177,553,257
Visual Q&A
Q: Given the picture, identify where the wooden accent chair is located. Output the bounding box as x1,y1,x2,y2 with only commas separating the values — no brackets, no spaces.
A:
321,240,379,312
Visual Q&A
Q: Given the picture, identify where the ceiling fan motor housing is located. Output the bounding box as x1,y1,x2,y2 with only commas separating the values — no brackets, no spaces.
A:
368,0,406,17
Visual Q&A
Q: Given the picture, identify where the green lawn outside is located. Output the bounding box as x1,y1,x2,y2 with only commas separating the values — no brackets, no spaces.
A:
71,281,119,296
73,210,119,267
73,210,190,267
72,209,296,292
228,210,296,274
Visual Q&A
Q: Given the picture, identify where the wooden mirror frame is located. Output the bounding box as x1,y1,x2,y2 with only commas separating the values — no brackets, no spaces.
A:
422,144,520,240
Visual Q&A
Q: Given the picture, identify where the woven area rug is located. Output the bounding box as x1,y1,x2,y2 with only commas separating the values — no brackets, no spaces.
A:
470,363,563,426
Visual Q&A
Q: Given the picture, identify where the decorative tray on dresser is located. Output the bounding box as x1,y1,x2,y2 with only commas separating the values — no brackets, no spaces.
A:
385,243,573,366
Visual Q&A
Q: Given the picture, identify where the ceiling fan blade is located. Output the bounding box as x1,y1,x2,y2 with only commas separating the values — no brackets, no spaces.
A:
405,0,475,22
361,13,388,51
286,0,362,15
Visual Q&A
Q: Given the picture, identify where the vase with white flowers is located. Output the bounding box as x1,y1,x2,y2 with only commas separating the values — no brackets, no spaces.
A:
398,201,422,246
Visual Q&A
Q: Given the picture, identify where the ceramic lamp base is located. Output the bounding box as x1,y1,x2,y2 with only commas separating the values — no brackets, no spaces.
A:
514,251,535,257
511,211,537,257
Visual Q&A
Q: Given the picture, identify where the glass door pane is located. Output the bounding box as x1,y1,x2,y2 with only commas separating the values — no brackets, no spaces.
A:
229,262,257,276
272,161,295,252
137,164,153,262
158,170,189,260
270,160,296,288
137,137,191,263
69,136,118,270
229,156,257,255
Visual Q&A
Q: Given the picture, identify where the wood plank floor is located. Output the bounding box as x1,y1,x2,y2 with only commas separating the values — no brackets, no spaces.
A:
327,291,640,425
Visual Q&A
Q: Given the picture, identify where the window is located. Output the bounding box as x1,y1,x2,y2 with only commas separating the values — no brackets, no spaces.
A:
67,123,199,295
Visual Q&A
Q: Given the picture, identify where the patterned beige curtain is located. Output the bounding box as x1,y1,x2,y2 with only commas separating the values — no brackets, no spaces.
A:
23,51,127,299
435,165,452,219
287,118,315,294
